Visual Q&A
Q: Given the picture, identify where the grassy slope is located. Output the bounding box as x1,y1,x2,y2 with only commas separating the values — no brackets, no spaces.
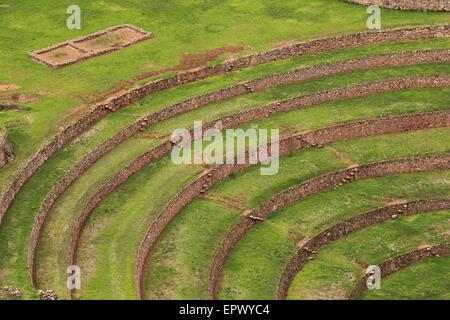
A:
151,129,450,300
7,57,442,298
214,126,450,299
2,39,449,299
287,211,450,299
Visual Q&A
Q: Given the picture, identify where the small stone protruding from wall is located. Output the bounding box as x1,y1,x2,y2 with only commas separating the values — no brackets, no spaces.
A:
0,128,15,168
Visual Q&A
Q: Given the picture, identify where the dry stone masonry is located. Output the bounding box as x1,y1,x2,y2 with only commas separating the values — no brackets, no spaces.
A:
344,0,450,11
208,153,450,298
277,199,450,299
349,243,450,299
0,129,14,169
64,76,450,298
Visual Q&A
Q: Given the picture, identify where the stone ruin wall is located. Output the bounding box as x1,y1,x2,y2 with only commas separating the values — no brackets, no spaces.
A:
344,0,449,11
1,24,448,228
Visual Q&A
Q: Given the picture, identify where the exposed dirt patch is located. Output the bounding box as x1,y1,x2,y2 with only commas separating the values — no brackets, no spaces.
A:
377,197,410,206
314,285,349,300
277,199,450,299
287,230,302,243
72,121,107,144
134,46,247,81
0,84,21,92
436,219,450,241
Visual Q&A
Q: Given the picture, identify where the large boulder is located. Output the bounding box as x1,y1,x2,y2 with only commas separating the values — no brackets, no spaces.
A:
0,128,14,168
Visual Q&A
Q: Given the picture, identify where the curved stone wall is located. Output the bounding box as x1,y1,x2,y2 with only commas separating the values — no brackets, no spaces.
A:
277,198,450,299
349,243,450,299
130,108,450,299
61,75,450,298
344,0,450,11
209,153,450,299
28,50,450,285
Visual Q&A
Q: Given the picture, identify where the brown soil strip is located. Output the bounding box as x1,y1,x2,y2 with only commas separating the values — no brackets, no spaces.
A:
28,50,450,287
277,198,450,299
349,243,450,299
2,25,448,237
209,155,450,299
129,108,450,299
344,0,449,12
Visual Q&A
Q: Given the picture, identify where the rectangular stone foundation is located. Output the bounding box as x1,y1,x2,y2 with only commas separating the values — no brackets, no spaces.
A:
28,24,153,69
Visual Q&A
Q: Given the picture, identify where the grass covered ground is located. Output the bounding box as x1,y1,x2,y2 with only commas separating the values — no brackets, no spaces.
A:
83,90,449,300
0,0,449,300
1,0,449,188
361,256,450,300
151,134,450,300
288,211,450,299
